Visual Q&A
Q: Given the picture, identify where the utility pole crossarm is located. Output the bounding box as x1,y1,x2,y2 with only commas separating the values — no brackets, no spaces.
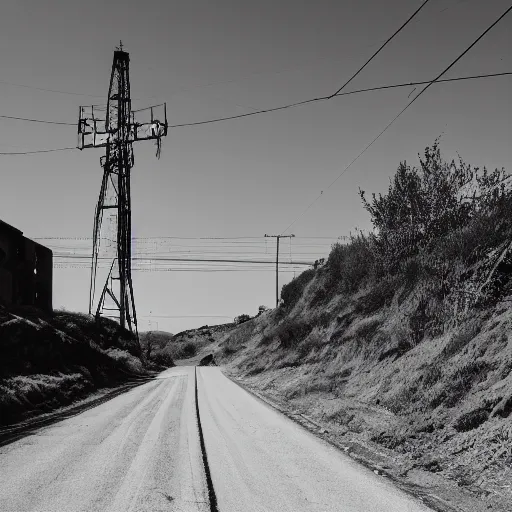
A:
265,234,295,308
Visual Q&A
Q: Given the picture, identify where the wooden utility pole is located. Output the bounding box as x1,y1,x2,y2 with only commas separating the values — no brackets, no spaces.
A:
265,234,295,307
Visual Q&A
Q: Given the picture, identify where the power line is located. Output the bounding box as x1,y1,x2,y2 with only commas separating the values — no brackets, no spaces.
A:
53,254,313,265
0,80,105,99
54,265,302,273
169,0,431,129
165,71,511,128
0,37,397,103
34,235,344,241
280,4,512,234
0,114,75,126
2,72,507,131
0,0,465,105
138,314,233,318
0,70,509,146
0,146,76,155
329,0,432,97
336,71,512,97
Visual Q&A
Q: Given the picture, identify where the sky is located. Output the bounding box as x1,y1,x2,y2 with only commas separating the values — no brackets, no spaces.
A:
0,0,510,333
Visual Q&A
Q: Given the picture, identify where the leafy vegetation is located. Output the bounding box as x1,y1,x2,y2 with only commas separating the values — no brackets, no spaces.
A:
234,314,252,324
322,142,512,338
280,268,316,309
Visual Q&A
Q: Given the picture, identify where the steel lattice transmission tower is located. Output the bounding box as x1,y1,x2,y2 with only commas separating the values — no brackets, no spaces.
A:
78,43,167,338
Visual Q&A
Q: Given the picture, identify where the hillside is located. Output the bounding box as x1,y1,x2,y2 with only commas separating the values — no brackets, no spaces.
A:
152,322,236,363
0,305,150,426
213,144,512,512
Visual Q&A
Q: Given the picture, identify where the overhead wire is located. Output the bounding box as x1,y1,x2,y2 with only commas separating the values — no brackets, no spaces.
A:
53,254,313,265
0,80,105,99
165,71,511,128
0,146,76,155
280,4,512,234
0,0,508,162
0,0,472,106
0,70,510,155
34,235,344,241
329,0,432,97
0,114,75,126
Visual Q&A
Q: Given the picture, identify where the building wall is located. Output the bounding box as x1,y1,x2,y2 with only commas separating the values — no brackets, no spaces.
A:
0,220,52,312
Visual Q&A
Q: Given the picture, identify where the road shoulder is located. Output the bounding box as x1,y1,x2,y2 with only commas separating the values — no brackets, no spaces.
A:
221,367,503,512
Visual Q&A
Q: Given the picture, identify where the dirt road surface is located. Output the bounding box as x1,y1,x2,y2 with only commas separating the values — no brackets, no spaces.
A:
0,366,433,512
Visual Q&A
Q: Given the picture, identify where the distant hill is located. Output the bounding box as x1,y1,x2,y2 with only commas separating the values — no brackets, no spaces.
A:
152,323,236,361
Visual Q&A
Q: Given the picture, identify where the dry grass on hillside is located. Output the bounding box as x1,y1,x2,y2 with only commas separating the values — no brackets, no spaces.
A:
214,144,512,511
0,306,147,425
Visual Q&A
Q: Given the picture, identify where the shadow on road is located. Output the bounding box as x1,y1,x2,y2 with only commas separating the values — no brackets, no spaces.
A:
0,374,156,447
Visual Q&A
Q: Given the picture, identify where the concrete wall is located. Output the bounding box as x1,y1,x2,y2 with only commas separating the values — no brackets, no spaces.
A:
0,220,53,312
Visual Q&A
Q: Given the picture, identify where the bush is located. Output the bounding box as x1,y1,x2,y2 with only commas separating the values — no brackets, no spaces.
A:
354,277,397,314
297,332,325,359
235,314,251,325
257,305,270,316
180,342,197,358
360,141,511,274
151,351,175,367
104,348,144,374
275,319,312,349
327,233,376,293
280,269,315,309
453,407,490,432
222,320,255,353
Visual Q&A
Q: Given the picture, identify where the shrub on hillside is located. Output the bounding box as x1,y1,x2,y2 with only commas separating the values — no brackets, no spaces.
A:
221,319,256,356
235,314,251,324
309,141,512,330
180,342,197,358
151,351,175,367
327,233,376,292
51,311,141,357
297,332,325,360
359,141,511,272
280,268,315,309
275,318,312,348
354,275,398,314
353,317,382,343
104,348,144,374
257,305,270,316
